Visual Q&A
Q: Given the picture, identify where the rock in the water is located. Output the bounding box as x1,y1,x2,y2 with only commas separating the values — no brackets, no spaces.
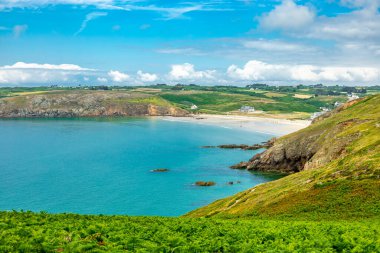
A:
151,168,169,172
195,181,216,186
230,162,249,169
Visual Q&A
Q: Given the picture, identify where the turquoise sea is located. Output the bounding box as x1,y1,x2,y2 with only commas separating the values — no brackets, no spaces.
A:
0,118,282,216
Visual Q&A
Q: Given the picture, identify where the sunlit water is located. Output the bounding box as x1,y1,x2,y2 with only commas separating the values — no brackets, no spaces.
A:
0,118,283,216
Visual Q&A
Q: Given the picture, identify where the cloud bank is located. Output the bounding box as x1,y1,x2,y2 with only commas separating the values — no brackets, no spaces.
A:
227,60,380,83
1,61,378,86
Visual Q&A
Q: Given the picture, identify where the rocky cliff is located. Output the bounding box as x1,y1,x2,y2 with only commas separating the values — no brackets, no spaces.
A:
0,90,189,118
187,95,380,219
232,99,366,173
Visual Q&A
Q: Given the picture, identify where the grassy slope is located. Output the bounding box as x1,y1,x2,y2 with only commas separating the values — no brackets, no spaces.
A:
187,95,380,220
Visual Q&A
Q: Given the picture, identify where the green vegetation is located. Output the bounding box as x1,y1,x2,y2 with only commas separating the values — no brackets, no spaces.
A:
1,86,379,251
1,211,379,252
187,95,380,220
159,89,346,115
2,84,378,118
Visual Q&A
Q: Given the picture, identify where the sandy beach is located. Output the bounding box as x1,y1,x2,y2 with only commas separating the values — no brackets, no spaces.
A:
161,114,311,136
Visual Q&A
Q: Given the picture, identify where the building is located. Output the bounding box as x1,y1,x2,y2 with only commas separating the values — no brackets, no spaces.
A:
311,108,330,120
190,104,198,110
348,93,359,101
239,106,255,113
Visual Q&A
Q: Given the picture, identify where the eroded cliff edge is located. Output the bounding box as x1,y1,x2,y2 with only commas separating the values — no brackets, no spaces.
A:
232,99,369,173
187,95,380,219
0,90,189,118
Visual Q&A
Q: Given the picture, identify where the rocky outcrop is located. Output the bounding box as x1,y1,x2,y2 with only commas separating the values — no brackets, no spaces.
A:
0,91,188,118
151,168,170,172
202,140,275,151
195,181,216,186
231,100,365,173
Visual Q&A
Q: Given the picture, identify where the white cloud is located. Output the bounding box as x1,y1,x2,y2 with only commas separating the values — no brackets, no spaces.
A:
13,24,28,38
0,63,94,85
227,60,380,83
340,0,380,9
137,70,158,82
3,62,93,71
168,63,215,80
0,0,114,10
242,39,311,52
108,70,130,82
0,1,228,20
308,9,380,40
75,11,108,36
157,48,201,55
260,0,315,30
97,77,108,82
259,0,380,42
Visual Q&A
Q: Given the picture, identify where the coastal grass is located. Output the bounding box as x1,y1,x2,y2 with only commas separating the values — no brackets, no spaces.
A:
1,211,379,252
187,95,380,220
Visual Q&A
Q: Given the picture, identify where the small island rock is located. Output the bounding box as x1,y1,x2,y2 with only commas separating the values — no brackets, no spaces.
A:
195,181,216,187
151,168,170,172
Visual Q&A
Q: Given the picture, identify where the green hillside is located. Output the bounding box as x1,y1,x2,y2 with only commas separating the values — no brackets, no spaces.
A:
187,95,380,220
1,211,379,252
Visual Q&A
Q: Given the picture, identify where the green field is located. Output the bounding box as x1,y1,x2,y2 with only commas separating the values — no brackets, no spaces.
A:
1,211,379,252
2,84,376,118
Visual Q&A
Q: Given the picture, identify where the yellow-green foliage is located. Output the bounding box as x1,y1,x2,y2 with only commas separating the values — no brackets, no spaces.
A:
1,211,379,252
127,96,172,107
187,95,380,220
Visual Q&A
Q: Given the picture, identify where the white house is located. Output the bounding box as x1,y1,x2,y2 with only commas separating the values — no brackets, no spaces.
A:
191,104,198,110
239,106,255,113
348,93,359,101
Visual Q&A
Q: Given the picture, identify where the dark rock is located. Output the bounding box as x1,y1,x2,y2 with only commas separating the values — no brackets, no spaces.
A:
202,139,275,151
151,168,169,172
195,181,216,186
230,162,249,169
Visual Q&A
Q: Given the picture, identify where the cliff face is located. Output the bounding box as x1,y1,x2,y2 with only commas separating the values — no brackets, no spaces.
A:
0,91,188,118
187,95,380,219
234,99,365,173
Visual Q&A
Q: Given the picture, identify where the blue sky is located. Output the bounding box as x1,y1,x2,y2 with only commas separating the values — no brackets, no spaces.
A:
0,0,379,86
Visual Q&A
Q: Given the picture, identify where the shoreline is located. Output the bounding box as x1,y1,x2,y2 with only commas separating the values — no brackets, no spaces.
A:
160,114,311,136
0,114,311,136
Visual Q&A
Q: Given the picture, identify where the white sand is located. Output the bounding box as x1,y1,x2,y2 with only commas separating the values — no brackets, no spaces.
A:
160,114,310,136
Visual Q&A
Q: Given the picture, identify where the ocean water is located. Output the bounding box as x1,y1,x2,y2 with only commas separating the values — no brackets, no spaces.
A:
0,118,282,216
